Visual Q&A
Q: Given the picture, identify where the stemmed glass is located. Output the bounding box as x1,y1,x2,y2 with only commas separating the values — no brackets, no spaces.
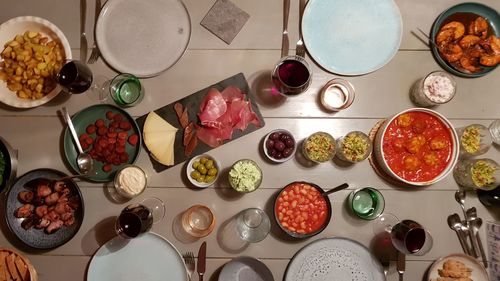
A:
115,197,165,239
57,60,93,94
374,214,433,256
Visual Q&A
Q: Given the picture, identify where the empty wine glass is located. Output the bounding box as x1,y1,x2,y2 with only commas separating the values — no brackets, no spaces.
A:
115,197,165,239
373,214,433,256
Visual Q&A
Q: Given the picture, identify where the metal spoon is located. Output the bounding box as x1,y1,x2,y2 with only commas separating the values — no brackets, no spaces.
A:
447,214,471,255
467,207,488,268
455,190,479,257
62,107,93,174
321,183,349,197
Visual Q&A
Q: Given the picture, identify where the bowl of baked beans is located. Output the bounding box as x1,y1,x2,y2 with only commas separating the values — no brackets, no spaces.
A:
274,181,332,238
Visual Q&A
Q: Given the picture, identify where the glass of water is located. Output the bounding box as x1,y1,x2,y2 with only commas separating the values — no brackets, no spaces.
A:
348,187,385,220
109,73,144,107
236,208,270,243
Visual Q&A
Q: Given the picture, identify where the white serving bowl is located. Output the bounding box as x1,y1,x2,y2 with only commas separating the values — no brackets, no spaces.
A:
374,108,459,186
262,129,297,163
0,16,72,108
186,154,220,188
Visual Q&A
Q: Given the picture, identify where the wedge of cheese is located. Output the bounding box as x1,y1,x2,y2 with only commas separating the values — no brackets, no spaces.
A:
143,111,178,166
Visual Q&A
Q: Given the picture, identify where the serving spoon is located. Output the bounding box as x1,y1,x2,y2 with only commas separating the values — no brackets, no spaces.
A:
447,213,471,255
455,190,479,258
61,107,94,175
321,183,349,197
467,207,488,268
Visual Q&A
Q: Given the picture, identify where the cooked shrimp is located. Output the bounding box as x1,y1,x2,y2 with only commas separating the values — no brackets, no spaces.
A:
460,46,484,72
459,35,481,49
440,21,466,40
468,16,488,39
439,43,463,62
436,28,456,45
479,35,500,66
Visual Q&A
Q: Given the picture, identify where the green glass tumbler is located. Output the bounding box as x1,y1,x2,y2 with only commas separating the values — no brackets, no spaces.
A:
348,187,385,220
109,73,143,107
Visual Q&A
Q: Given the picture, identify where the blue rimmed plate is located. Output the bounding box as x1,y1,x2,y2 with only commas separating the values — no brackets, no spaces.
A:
430,2,500,78
302,0,402,76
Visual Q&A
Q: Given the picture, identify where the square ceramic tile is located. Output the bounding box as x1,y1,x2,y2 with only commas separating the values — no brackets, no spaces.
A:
200,0,250,44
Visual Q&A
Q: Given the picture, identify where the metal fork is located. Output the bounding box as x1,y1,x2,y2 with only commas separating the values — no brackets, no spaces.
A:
183,252,195,280
87,0,102,64
295,0,306,57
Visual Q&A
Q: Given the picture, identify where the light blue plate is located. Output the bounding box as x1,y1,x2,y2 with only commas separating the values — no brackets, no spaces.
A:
87,233,188,281
302,0,403,75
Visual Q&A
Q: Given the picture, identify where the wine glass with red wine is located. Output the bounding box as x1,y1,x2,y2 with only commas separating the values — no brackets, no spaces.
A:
271,55,312,96
115,197,165,239
57,60,93,94
373,214,433,256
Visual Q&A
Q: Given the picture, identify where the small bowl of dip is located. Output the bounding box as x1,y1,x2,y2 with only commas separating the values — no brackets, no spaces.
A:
114,165,148,199
228,159,263,193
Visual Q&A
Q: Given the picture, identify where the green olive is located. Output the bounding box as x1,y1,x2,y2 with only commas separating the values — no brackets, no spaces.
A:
197,165,207,175
205,160,214,169
199,157,208,164
190,170,201,180
197,175,206,183
192,161,200,169
205,175,215,183
207,168,218,176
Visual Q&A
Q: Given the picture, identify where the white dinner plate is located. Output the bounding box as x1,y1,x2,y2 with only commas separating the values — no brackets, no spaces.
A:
95,0,191,77
87,233,188,281
219,256,274,281
284,237,385,281
302,0,402,75
427,253,489,281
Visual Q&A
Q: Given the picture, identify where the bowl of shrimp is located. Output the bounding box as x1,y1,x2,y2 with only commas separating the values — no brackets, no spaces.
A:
430,2,500,78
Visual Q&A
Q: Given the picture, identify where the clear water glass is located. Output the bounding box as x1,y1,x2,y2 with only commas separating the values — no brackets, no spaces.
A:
181,205,216,238
236,208,270,243
489,120,500,145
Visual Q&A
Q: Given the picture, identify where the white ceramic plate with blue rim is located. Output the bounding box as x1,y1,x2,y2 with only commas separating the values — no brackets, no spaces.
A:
87,233,188,281
302,0,403,76
96,0,191,78
284,237,385,281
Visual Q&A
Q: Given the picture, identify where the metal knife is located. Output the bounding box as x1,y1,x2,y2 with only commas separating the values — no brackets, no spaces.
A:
281,0,290,58
80,0,88,62
197,241,207,281
397,252,405,281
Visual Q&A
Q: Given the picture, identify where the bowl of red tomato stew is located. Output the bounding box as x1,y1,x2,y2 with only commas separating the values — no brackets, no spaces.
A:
274,181,331,238
374,108,459,186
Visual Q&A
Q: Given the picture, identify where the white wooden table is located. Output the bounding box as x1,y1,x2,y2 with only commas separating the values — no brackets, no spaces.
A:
0,0,499,280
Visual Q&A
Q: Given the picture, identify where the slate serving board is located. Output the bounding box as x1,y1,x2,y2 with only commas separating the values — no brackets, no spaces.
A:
136,73,265,172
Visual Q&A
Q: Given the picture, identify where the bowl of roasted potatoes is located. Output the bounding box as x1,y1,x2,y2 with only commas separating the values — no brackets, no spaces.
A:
0,16,71,108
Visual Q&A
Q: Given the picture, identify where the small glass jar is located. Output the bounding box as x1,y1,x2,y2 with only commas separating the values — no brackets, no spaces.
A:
456,124,492,158
302,132,336,163
319,78,355,111
453,158,499,190
181,205,216,238
335,131,372,163
489,119,500,145
410,71,456,107
114,165,148,199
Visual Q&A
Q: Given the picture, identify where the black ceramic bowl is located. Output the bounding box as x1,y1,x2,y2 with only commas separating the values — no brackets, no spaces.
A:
273,181,332,239
0,136,17,194
477,186,500,207
5,168,84,250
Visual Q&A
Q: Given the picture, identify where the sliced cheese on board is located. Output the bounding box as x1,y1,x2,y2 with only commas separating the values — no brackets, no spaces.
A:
143,111,177,133
143,111,178,166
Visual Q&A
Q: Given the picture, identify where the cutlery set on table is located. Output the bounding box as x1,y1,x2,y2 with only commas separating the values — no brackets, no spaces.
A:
183,242,206,281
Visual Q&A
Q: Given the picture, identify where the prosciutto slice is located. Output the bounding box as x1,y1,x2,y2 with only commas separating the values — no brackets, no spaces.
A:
196,86,261,148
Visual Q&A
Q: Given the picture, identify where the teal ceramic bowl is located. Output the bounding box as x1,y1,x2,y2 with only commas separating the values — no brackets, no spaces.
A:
63,104,141,182
430,2,500,78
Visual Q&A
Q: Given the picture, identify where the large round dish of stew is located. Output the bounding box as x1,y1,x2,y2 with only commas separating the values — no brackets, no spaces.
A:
374,108,459,186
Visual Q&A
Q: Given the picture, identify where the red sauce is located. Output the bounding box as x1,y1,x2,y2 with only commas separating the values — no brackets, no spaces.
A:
382,111,453,182
275,182,329,235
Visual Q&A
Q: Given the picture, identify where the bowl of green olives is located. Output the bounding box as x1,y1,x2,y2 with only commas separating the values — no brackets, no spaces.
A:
187,154,220,188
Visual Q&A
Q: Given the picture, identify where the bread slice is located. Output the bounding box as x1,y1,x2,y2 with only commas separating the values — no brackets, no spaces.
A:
0,251,10,280
14,256,28,281
5,254,20,281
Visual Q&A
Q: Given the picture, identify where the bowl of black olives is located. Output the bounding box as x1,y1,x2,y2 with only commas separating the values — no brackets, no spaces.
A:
263,129,296,163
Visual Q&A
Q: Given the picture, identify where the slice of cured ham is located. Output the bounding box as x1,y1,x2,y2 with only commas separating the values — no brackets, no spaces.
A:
196,86,261,148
